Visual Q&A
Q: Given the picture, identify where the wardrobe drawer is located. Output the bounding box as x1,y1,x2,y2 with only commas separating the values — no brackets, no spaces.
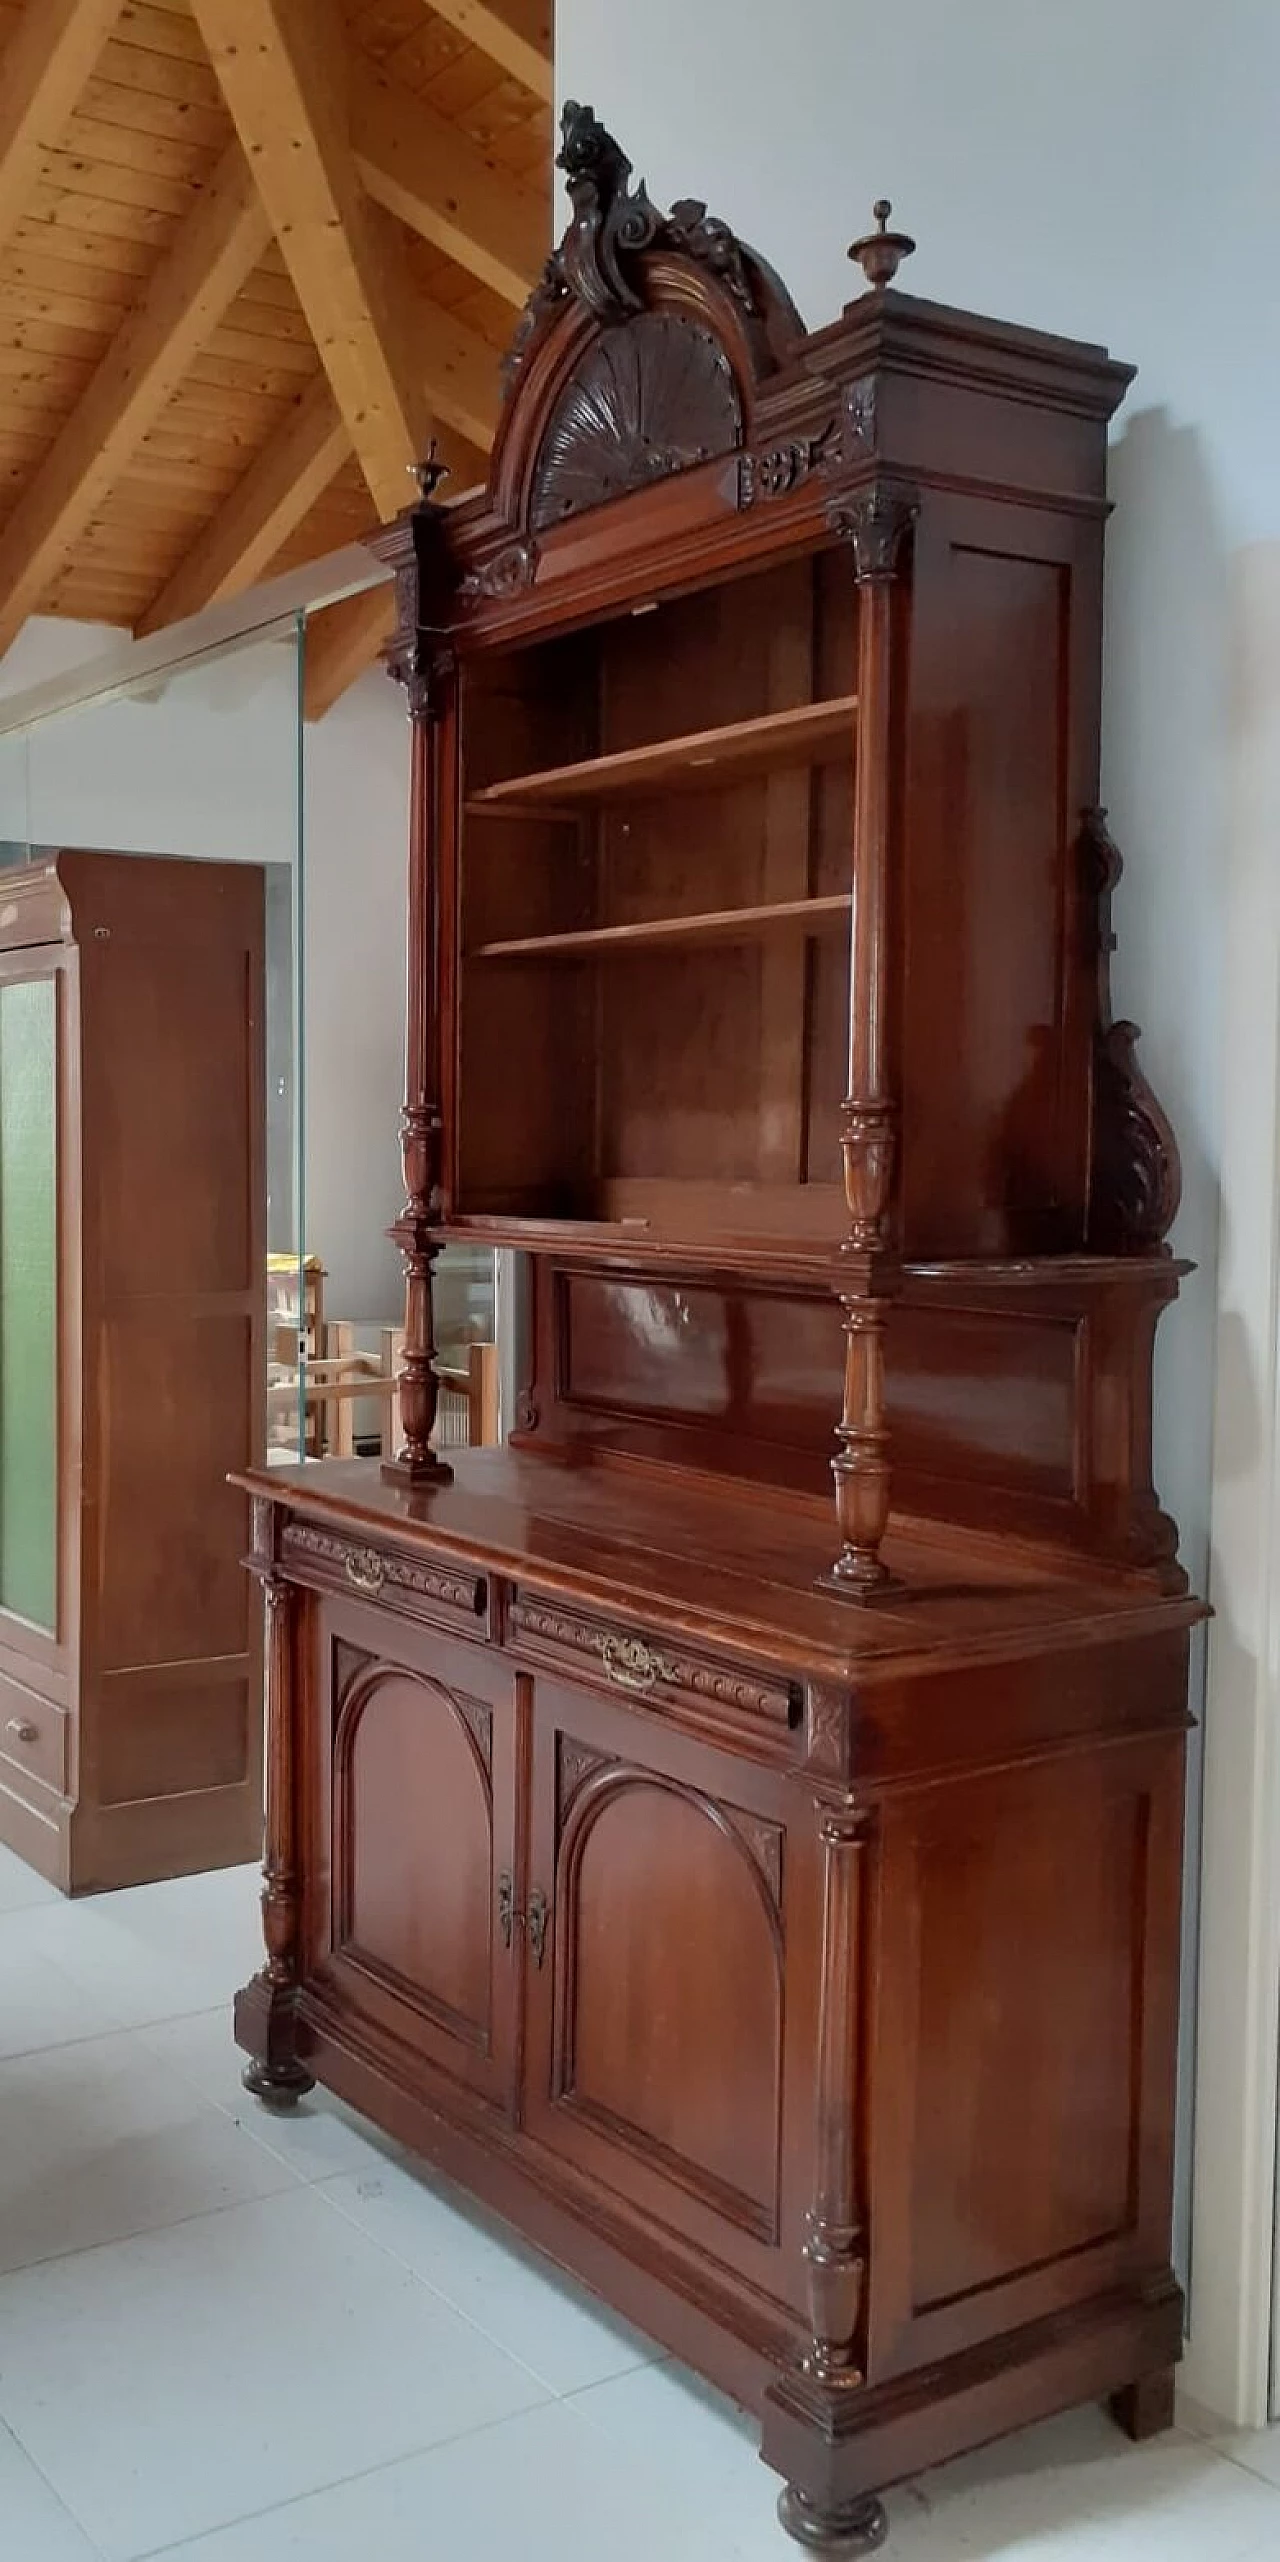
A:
0,1671,66,1794
508,1591,800,1754
280,1520,491,1641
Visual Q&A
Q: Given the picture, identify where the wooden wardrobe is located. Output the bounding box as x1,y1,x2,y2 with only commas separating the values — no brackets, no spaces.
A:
0,850,265,1894
235,113,1200,2556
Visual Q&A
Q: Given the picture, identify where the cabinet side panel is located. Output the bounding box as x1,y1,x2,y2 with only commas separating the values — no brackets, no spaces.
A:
901,500,1100,1256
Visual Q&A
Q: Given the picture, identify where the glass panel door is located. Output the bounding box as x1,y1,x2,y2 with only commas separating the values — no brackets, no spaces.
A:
0,975,57,1631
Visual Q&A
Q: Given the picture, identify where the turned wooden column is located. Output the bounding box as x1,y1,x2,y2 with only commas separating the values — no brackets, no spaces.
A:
379,464,455,1489
819,483,916,1598
240,1496,314,2107
802,1792,874,2387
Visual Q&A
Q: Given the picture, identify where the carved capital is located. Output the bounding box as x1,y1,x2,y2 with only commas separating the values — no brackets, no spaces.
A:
829,481,918,583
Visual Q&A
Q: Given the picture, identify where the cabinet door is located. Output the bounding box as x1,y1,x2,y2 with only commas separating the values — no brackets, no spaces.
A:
316,1595,518,2114
522,1674,815,2322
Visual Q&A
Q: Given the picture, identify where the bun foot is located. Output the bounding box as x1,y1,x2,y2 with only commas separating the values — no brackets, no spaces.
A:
241,2054,315,2112
778,2486,889,2555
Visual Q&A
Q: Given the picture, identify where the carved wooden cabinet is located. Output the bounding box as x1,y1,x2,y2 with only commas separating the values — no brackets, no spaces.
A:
236,114,1199,2555
0,851,265,1893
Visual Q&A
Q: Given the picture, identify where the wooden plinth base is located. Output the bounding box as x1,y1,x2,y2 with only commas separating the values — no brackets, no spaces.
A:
778,2488,888,2555
380,1451,453,1490
241,2054,315,2112
813,1565,908,1606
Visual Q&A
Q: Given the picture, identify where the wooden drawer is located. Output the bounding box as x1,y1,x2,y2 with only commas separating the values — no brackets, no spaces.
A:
0,1670,66,1795
508,1590,801,1755
280,1520,491,1641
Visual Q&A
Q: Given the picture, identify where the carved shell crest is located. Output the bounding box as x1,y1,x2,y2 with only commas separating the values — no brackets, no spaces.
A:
530,312,741,532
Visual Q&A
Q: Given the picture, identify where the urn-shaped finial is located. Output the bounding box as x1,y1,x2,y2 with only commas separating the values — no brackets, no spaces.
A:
848,199,916,289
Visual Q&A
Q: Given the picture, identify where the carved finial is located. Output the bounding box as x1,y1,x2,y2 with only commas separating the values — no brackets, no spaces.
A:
409,439,449,504
848,198,916,290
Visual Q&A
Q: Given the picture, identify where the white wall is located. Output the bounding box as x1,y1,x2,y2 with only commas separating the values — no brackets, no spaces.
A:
557,0,1280,2420
0,613,411,1328
301,661,409,1321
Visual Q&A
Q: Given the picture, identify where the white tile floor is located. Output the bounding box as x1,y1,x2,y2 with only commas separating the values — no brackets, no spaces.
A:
1,1845,1278,2561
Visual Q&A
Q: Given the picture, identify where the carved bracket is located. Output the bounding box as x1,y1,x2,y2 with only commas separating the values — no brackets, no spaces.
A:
1083,809,1182,1252
738,377,877,510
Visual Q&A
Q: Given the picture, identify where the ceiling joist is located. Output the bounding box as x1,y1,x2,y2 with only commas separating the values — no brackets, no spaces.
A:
303,581,394,723
191,0,432,519
424,0,553,106
352,60,544,309
136,369,350,632
0,139,271,661
0,0,122,255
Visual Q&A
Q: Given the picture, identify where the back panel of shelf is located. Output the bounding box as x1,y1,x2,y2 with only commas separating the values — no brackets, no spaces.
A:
456,547,856,1244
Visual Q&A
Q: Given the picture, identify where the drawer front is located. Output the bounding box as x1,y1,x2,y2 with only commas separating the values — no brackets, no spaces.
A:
281,1520,491,1641
0,1669,66,1795
508,1591,800,1756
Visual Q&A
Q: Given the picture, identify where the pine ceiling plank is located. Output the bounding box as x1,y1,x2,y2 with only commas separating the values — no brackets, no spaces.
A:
79,69,230,148
0,0,124,255
51,111,214,185
137,371,349,627
102,26,224,105
192,0,432,516
303,581,394,720
0,139,271,658
113,4,213,67
39,142,205,216
351,56,543,306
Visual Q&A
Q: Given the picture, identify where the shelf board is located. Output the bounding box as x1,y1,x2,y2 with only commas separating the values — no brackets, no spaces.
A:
465,693,858,814
468,894,852,963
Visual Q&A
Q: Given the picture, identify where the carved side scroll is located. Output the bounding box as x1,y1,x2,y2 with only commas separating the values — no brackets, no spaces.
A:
1083,809,1182,1252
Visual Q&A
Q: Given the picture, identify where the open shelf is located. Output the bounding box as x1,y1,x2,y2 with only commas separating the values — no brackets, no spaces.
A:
468,892,851,963
465,693,858,815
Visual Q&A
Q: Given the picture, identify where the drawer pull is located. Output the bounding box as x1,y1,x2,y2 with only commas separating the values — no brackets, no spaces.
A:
497,1869,514,1950
599,1632,676,1695
527,1885,549,1969
343,1548,385,1597
5,1717,37,1745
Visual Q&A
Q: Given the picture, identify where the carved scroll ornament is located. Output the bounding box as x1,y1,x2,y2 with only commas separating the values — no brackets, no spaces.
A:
1083,809,1182,1252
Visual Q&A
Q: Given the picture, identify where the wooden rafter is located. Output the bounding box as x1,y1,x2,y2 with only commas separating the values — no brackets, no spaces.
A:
303,582,394,722
352,59,544,309
424,0,553,104
0,0,123,256
192,0,432,519
135,372,349,632
0,141,270,661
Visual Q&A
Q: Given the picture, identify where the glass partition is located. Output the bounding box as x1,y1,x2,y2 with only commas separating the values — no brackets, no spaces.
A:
0,616,308,1463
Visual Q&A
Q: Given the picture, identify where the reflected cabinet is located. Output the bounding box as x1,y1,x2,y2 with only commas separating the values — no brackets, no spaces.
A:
0,851,265,1893
236,115,1200,2559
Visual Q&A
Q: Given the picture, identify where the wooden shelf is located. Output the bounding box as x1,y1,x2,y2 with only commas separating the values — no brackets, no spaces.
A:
468,894,852,963
465,694,857,814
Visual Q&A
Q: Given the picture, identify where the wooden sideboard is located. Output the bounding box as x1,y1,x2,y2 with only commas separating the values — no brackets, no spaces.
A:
236,109,1199,2556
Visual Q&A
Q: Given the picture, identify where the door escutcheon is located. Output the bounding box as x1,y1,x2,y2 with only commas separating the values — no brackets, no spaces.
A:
527,1885,549,1969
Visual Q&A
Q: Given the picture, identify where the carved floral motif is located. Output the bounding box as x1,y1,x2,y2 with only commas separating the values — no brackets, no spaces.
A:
510,1598,792,1723
458,539,540,605
282,1523,482,1618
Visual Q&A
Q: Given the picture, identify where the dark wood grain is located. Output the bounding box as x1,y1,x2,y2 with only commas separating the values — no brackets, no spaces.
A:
236,115,1195,2562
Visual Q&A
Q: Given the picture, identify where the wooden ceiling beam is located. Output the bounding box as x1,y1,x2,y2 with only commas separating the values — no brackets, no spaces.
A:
423,0,552,105
192,0,432,519
303,582,393,721
0,0,124,254
352,59,543,309
0,140,270,661
135,371,349,631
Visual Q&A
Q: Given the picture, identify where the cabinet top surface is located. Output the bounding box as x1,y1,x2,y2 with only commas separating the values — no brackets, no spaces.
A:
241,1453,1201,1686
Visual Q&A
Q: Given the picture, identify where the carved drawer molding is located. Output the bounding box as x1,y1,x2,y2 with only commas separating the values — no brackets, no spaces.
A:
280,1521,490,1638
509,1591,799,1752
